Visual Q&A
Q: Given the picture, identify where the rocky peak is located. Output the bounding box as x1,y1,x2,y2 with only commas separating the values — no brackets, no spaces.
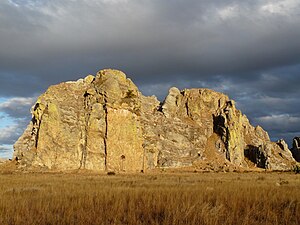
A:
13,69,297,172
94,69,139,98
91,69,141,113
161,87,181,118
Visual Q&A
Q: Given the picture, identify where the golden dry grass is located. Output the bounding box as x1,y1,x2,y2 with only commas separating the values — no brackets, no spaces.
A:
0,171,299,225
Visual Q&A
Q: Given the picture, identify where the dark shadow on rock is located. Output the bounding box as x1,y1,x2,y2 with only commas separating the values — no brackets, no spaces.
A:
244,145,267,169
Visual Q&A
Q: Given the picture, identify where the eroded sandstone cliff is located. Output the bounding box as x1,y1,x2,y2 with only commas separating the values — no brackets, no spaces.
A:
13,69,296,171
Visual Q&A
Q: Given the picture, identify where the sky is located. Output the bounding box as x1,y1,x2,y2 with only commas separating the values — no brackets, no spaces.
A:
0,0,300,158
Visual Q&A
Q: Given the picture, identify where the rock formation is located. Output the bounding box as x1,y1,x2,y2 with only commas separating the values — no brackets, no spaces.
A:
0,158,6,164
13,69,296,172
291,137,300,162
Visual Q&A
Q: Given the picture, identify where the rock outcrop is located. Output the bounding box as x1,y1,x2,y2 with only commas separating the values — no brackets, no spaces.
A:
13,69,296,171
0,158,6,164
291,137,300,162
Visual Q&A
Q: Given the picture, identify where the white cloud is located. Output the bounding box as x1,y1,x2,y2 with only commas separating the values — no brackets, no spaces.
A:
260,0,300,15
0,123,23,142
257,114,300,123
0,97,35,118
255,114,300,132
0,97,33,152
0,145,11,151
218,5,239,20
0,116,27,159
0,97,35,109
0,144,13,159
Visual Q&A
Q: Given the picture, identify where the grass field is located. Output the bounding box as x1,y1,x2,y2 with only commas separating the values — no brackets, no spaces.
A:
0,171,299,225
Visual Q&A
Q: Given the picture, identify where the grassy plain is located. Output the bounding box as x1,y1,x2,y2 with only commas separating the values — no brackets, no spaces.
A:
0,171,299,225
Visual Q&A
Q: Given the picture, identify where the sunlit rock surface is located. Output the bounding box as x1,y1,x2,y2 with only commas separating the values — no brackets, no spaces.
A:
14,69,296,171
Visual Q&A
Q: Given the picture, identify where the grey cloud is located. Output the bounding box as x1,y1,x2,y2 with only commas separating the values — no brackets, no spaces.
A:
254,114,300,145
0,97,36,118
0,145,12,159
140,68,300,145
0,145,11,151
0,119,27,145
0,0,300,147
1,0,300,94
255,114,300,134
0,73,45,97
0,97,34,154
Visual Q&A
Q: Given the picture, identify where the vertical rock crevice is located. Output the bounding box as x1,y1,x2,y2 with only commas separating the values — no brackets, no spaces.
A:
213,100,245,165
31,102,46,149
79,91,93,169
103,97,108,171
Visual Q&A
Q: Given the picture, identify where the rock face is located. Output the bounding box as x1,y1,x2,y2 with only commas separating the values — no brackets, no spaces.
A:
13,69,296,171
291,137,300,162
0,158,6,164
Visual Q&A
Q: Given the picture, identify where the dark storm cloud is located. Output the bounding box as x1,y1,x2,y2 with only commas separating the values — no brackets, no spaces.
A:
1,0,300,94
0,0,300,149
